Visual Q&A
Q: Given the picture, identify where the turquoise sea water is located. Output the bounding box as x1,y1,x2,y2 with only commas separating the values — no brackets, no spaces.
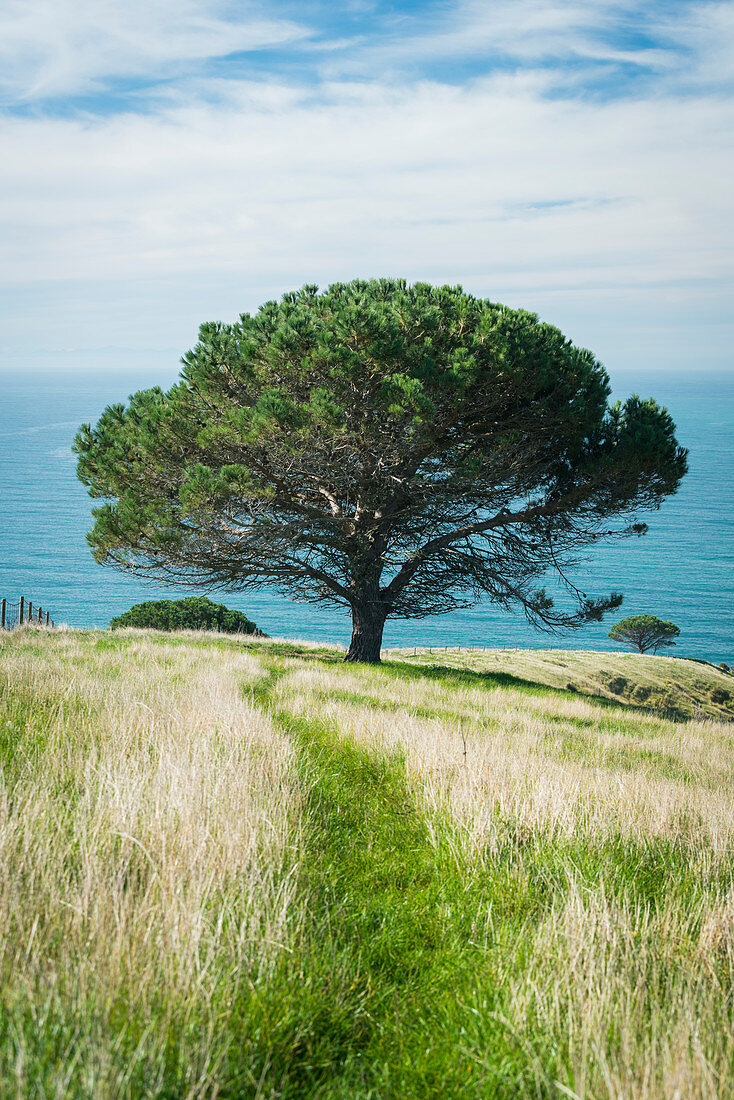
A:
1,368,732,662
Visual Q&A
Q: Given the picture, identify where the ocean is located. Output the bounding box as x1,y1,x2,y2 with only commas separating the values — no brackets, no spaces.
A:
1,367,732,663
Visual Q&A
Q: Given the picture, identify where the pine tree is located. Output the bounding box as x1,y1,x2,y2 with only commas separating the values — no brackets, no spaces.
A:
608,614,681,654
75,280,687,662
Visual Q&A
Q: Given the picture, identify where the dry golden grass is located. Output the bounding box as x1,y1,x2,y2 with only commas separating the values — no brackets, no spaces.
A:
385,645,734,720
0,629,303,1097
276,659,734,848
273,656,734,1098
3,630,734,1098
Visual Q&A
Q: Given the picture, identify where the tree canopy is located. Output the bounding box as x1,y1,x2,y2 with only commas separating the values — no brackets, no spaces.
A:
109,596,264,635
608,614,681,654
75,279,687,662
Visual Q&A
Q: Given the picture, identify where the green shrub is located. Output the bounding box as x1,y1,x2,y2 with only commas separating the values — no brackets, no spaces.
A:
631,685,651,703
110,597,265,636
652,690,684,719
711,688,731,705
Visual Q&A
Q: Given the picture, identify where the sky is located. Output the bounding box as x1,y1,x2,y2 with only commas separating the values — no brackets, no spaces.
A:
1,0,732,378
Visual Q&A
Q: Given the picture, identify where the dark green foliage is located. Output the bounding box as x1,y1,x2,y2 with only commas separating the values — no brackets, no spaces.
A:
608,614,681,654
75,279,687,662
711,687,731,704
599,670,630,695
109,596,264,635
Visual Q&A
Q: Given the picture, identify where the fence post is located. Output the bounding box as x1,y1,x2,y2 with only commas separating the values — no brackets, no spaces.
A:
28,602,33,624
0,599,4,630
37,607,42,624
19,596,24,625
46,611,50,626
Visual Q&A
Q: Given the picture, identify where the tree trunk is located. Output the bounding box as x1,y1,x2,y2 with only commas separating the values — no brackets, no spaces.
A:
345,601,388,663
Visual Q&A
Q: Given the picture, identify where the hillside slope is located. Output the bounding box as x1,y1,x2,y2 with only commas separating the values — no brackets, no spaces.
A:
387,645,734,721
1,627,734,1098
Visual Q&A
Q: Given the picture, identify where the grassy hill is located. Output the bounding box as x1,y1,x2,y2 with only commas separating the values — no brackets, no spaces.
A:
2,627,734,1098
387,645,734,721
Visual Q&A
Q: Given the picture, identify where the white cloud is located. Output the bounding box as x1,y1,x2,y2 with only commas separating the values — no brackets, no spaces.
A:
0,0,309,101
0,1,731,373
1,73,730,287
655,1,734,87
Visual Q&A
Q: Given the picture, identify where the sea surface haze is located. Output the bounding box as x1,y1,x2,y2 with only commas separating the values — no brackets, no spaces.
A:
1,368,732,662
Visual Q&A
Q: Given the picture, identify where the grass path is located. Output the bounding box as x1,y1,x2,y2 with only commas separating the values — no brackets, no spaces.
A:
250,657,539,1098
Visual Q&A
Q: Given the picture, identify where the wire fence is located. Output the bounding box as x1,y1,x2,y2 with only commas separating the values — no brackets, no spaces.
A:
1,597,55,631
382,644,520,656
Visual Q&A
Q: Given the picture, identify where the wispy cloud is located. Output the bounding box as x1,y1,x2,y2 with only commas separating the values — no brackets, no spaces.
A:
0,0,310,101
0,0,731,373
1,66,729,279
4,0,731,106
313,0,684,84
655,0,734,88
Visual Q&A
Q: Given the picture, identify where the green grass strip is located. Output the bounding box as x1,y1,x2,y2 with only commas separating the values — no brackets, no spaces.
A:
237,662,557,1099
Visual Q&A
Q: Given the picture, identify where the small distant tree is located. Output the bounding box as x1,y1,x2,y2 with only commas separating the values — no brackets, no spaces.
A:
75,280,687,663
110,596,264,635
608,614,680,654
